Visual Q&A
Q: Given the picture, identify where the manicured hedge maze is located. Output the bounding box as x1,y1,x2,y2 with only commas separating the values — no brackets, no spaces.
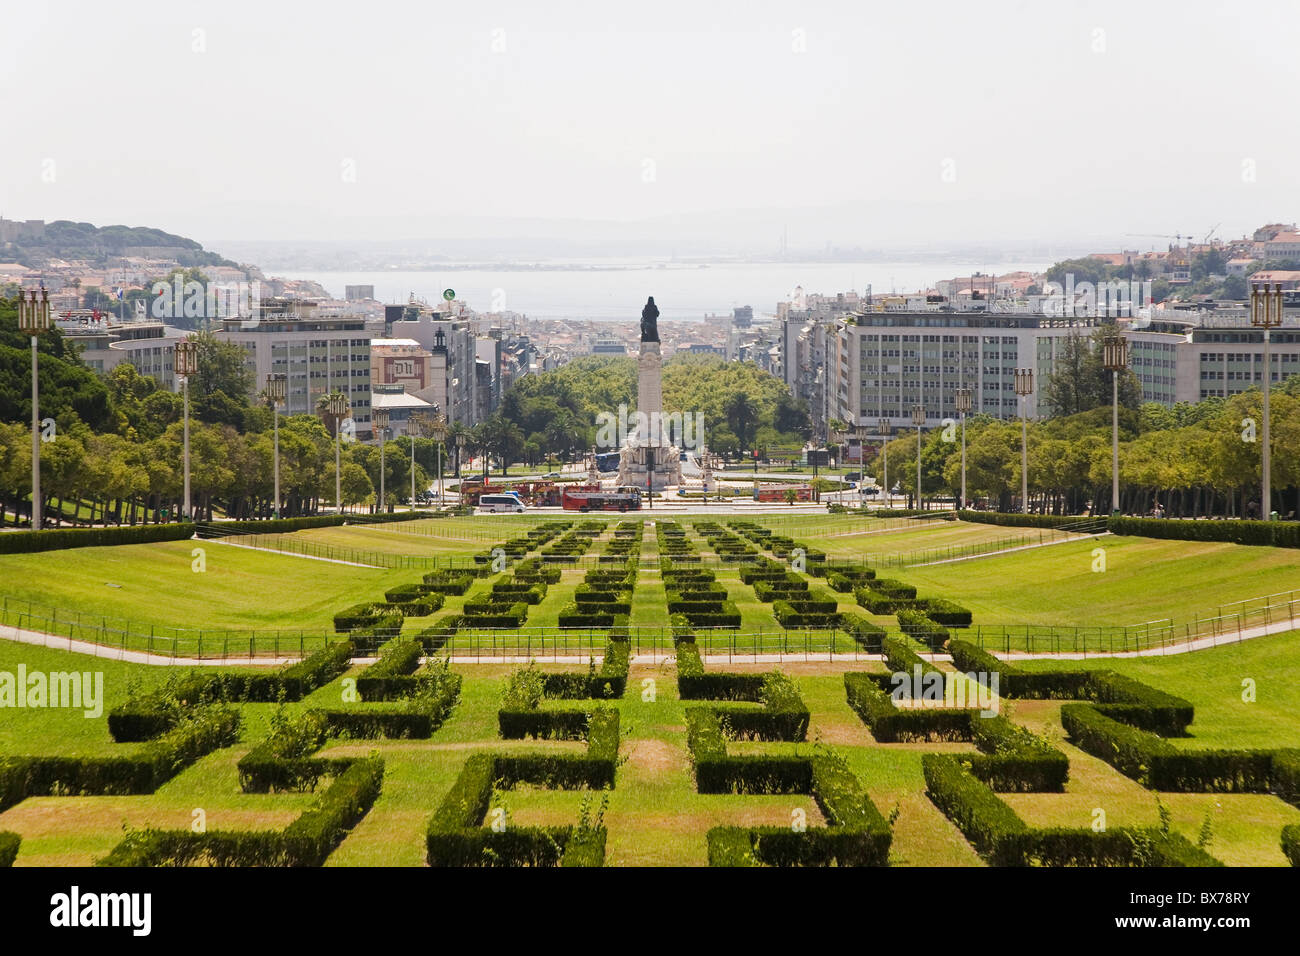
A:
678,653,889,866
1,705,241,813
98,757,385,867
107,640,356,741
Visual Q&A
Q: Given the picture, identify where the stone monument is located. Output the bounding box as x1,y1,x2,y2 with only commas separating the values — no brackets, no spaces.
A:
618,296,683,492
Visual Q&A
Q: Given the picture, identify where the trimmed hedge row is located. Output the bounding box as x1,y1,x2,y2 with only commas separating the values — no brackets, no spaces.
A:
839,613,887,652
1109,515,1300,548
0,522,194,554
0,832,20,867
945,641,1191,732
98,757,385,867
957,510,1089,530
356,639,425,700
896,608,949,649
315,672,463,740
676,643,764,701
882,636,946,688
540,639,630,699
1,708,241,812
1283,824,1300,867
113,656,346,739
1061,704,1274,792
772,600,841,629
919,598,972,627
922,754,1221,867
843,673,975,742
494,708,621,791
334,603,403,634
424,753,605,867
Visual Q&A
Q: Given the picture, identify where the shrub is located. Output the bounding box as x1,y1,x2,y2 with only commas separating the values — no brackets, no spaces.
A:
918,598,972,627
1283,825,1300,867
843,673,975,742
1108,515,1300,549
99,757,384,867
882,636,946,688
0,832,19,867
896,608,949,649
2,706,241,812
315,668,462,740
839,614,886,652
0,522,194,554
922,754,1030,865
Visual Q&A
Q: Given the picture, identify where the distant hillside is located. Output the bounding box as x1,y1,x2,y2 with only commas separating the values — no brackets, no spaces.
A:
5,220,240,269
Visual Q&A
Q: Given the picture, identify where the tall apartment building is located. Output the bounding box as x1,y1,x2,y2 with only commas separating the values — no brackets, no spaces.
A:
56,315,182,388
389,313,480,426
797,310,1300,440
215,298,377,435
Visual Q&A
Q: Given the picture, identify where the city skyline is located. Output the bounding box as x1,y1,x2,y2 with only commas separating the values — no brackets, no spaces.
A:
3,0,1298,247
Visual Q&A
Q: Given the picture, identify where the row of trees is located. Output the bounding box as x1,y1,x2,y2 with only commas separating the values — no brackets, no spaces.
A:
0,413,445,526
497,352,811,459
877,380,1300,518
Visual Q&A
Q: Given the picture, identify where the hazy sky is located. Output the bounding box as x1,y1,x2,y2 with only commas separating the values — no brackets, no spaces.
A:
2,0,1297,248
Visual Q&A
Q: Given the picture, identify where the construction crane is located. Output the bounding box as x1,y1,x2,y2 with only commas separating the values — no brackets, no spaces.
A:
1203,223,1221,245
1126,232,1193,247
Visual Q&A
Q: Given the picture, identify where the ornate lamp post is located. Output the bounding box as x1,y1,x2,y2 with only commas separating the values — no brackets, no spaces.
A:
17,290,51,529
373,407,390,514
407,412,428,508
911,404,925,511
878,417,890,509
1014,368,1035,513
1101,335,1130,515
266,373,287,518
328,393,350,513
954,387,972,510
174,339,200,520
1250,282,1284,520
429,411,448,508
456,433,467,507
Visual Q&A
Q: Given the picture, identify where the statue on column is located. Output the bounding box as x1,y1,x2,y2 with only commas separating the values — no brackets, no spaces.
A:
641,296,659,343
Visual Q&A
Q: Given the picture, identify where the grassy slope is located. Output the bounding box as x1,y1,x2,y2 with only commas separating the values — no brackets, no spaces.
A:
885,535,1300,627
0,540,412,632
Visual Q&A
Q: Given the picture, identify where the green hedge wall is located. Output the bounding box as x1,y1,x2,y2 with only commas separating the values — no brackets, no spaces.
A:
98,756,384,867
843,673,976,742
0,832,19,867
1108,515,1300,548
957,510,1089,530
1283,824,1300,867
922,754,1222,867
2,708,241,812
424,753,605,867
0,522,194,554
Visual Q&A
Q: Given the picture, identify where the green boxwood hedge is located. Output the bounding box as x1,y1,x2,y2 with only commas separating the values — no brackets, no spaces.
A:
98,756,384,867
0,832,20,867
1109,515,1300,548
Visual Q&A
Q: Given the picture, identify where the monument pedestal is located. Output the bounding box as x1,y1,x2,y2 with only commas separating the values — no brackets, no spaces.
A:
617,339,682,491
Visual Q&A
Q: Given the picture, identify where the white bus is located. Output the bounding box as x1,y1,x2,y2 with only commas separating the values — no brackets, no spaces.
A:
478,494,525,513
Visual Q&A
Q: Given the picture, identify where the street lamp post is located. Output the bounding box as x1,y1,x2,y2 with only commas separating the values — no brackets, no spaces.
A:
1102,335,1130,515
328,393,349,514
456,434,466,507
266,373,287,519
878,417,890,510
373,408,390,514
17,290,51,530
430,412,448,509
174,339,199,521
911,405,925,511
1250,282,1284,520
955,388,972,511
407,412,428,509
1014,368,1035,514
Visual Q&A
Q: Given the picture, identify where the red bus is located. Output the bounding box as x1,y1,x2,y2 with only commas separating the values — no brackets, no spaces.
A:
562,488,642,512
753,485,813,502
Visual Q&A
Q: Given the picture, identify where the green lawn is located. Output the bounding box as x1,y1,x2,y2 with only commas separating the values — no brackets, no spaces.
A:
3,515,1300,867
885,535,1300,628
